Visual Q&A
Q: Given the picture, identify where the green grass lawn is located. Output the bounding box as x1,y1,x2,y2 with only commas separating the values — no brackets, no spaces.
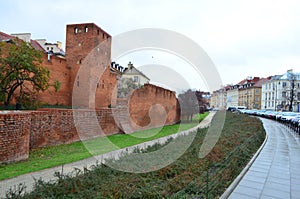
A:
0,112,208,181
14,111,266,199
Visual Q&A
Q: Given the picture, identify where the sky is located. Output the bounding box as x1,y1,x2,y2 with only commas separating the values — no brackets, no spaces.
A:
1,0,300,92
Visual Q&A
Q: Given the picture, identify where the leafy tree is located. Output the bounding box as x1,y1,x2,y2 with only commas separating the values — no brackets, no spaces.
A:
178,89,199,122
117,78,141,98
0,38,50,106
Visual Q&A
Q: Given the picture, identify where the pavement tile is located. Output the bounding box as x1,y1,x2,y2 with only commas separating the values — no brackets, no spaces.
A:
267,176,290,186
234,185,262,198
261,187,290,199
268,171,290,180
246,170,269,179
264,181,290,193
260,195,280,199
238,179,264,190
229,192,257,199
249,166,269,173
291,177,300,185
242,174,267,184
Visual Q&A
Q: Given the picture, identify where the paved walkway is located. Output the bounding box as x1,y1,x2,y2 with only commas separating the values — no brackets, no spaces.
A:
0,112,215,198
226,118,300,199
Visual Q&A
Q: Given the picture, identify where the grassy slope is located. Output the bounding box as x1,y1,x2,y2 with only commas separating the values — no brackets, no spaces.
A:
17,111,266,199
0,112,208,180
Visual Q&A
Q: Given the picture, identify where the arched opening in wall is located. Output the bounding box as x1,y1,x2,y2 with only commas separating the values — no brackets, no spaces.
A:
74,27,78,34
85,26,88,33
102,33,105,39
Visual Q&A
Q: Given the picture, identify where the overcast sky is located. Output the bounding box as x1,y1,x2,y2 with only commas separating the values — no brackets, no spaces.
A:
1,0,300,92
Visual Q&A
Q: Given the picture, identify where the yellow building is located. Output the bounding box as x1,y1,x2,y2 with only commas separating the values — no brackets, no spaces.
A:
238,77,268,109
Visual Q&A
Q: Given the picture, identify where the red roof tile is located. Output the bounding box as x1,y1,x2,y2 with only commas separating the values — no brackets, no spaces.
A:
30,39,45,52
253,78,269,88
0,31,14,40
1,31,45,52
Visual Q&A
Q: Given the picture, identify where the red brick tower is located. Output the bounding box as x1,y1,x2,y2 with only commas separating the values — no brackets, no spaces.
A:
65,23,117,108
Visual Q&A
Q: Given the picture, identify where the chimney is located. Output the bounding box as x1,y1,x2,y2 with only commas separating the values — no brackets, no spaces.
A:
11,33,31,43
128,61,133,70
57,41,62,49
47,52,51,62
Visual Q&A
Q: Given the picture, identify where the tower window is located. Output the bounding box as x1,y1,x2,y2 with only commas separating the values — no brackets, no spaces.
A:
85,26,88,32
74,27,78,34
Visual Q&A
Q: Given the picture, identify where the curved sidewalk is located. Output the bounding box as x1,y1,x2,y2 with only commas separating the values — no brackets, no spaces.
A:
226,118,300,199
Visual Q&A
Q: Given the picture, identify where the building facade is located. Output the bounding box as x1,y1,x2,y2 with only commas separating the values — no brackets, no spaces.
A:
238,78,268,110
122,62,150,86
226,84,239,109
262,70,300,111
210,86,228,110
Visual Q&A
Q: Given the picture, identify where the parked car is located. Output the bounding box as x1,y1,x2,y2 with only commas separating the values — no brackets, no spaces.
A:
227,107,237,112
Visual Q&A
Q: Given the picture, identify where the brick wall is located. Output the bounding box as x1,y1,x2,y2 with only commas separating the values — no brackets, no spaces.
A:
37,55,71,105
115,84,180,133
30,108,121,149
129,84,180,128
0,112,31,164
0,85,181,163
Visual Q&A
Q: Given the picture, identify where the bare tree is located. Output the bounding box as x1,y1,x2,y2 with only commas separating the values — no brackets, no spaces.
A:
178,89,199,122
286,71,297,111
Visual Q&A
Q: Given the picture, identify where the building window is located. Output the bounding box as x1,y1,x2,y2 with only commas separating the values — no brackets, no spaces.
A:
97,29,100,35
282,82,287,87
282,91,286,98
298,92,300,101
74,27,78,34
103,33,105,39
85,26,88,32
133,76,139,82
51,47,53,50
77,76,79,87
46,47,49,50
